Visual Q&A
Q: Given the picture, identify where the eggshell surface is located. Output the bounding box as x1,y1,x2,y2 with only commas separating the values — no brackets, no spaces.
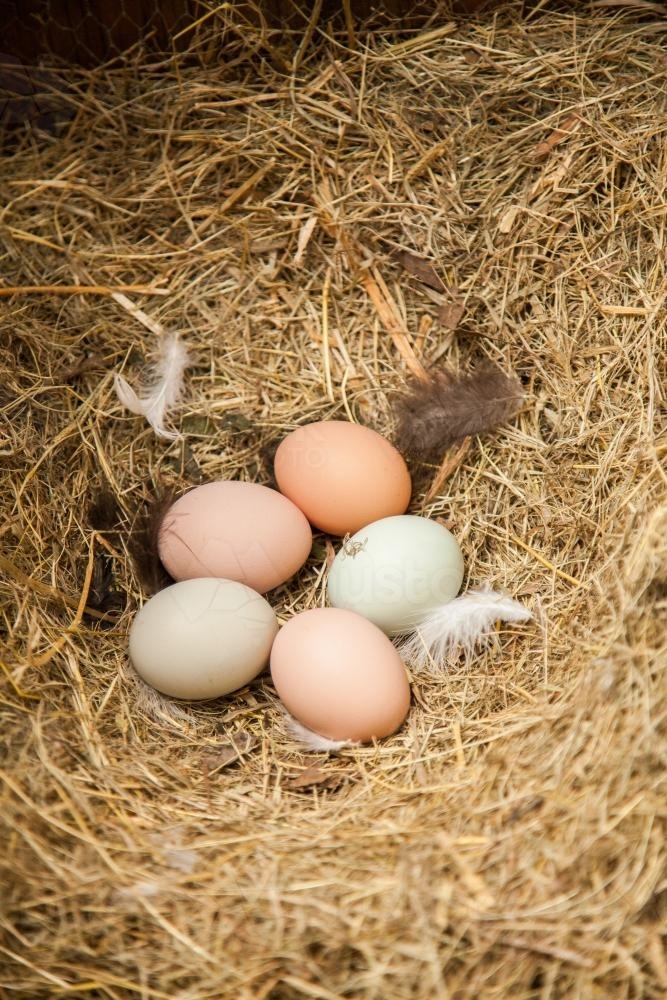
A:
270,607,411,742
129,577,278,700
327,515,464,635
158,481,312,593
274,420,411,536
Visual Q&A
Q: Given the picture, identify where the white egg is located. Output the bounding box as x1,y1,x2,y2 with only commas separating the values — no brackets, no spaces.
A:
326,515,464,635
128,578,278,700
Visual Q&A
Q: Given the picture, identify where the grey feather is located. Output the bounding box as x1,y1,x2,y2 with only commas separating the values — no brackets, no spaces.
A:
393,364,524,458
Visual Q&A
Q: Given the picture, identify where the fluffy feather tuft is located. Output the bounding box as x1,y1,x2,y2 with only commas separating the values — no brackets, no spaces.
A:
397,585,532,671
114,334,189,440
393,363,524,458
284,713,358,752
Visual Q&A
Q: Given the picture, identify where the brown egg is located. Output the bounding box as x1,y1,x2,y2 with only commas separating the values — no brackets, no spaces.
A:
157,481,312,593
270,607,411,743
274,420,412,536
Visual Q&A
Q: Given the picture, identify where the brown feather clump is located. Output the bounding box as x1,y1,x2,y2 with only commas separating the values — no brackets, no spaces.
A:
393,364,524,458
126,491,177,596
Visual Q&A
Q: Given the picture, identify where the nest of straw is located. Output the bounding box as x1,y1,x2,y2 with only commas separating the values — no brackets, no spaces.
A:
2,3,666,997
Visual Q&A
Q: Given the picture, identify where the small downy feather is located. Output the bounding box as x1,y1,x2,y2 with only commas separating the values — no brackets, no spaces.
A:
284,713,358,752
393,363,524,459
397,585,532,671
114,334,189,440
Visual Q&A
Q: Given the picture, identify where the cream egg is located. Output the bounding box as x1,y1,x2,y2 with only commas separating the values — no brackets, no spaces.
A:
129,577,278,700
158,480,312,593
274,420,411,536
326,515,464,635
270,607,411,743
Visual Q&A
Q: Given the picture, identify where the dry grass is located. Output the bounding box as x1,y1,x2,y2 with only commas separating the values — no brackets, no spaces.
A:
2,3,667,997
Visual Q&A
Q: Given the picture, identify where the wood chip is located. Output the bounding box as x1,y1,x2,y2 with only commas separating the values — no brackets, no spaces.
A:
437,300,465,330
532,110,581,162
393,249,447,293
285,761,348,791
203,731,257,774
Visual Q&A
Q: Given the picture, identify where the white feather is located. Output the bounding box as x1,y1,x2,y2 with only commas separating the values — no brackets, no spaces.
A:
397,585,532,672
284,713,358,752
114,334,189,440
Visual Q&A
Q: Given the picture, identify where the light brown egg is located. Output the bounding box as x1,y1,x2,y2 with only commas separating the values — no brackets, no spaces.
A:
270,607,411,743
158,481,312,593
274,420,411,536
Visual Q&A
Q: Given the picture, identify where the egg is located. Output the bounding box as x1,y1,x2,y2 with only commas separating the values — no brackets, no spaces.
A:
326,515,464,635
129,577,278,700
273,420,411,536
158,480,312,593
270,607,411,742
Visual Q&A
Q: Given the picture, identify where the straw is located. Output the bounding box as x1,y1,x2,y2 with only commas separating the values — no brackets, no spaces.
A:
1,3,666,997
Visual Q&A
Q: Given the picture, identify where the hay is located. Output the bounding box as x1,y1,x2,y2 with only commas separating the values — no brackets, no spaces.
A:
1,3,666,997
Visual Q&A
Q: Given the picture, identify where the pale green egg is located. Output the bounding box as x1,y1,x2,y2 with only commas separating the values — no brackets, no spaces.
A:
326,515,464,636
